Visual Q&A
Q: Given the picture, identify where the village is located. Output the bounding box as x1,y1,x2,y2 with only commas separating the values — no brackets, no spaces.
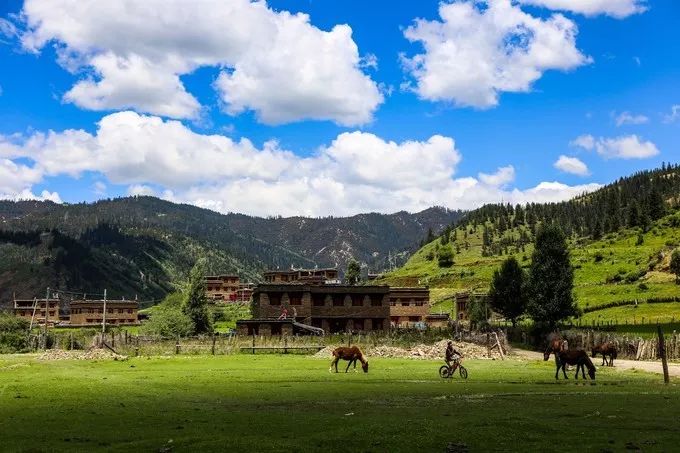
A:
10,267,483,336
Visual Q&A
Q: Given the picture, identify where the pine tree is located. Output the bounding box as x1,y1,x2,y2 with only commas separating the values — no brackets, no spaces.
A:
526,224,578,328
183,259,212,334
437,245,454,268
488,257,526,327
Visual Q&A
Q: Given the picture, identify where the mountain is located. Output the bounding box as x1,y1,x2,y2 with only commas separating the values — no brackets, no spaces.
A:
0,197,462,305
380,163,680,324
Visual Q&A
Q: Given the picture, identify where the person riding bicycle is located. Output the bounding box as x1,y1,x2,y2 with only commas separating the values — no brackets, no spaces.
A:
445,341,462,371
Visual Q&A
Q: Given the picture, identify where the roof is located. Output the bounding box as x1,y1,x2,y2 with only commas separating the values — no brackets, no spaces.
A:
254,283,389,295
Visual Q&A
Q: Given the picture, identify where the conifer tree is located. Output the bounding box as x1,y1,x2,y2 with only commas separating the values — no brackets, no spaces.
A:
526,224,578,328
183,259,213,334
488,257,526,327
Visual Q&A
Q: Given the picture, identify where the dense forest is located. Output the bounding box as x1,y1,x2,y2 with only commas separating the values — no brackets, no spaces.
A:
437,163,680,257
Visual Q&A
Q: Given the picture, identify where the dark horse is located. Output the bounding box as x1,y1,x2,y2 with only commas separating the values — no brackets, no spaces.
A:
546,349,596,380
329,346,369,373
592,342,617,367
543,337,565,367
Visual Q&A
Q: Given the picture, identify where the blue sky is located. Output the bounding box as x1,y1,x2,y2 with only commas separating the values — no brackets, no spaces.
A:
0,0,678,216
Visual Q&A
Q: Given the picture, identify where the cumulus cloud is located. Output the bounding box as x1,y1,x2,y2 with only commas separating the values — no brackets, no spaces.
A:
478,166,515,187
519,0,647,18
0,158,61,202
614,111,649,126
1,111,600,216
554,155,589,176
571,134,659,159
17,0,382,125
401,0,590,108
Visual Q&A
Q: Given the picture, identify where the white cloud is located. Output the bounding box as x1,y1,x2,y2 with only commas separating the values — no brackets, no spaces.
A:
1,111,601,216
571,134,659,159
127,184,157,197
570,134,596,150
519,0,647,18
614,111,649,126
92,181,107,195
18,0,382,125
401,0,590,108
663,105,680,124
478,165,515,187
554,155,589,176
0,159,61,203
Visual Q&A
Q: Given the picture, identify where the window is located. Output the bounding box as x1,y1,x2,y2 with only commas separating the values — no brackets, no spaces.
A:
401,302,410,307
351,295,363,306
312,295,325,307
353,319,364,331
127,309,133,314
332,295,344,307
409,316,420,322
289,293,303,305
415,301,424,306
269,294,281,306
371,296,383,307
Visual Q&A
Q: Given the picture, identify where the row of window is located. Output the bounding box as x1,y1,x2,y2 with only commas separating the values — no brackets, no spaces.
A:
389,301,425,307
83,319,136,324
267,294,384,307
72,308,135,314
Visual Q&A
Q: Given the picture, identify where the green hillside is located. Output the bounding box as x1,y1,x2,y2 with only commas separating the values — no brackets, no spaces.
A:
381,164,680,324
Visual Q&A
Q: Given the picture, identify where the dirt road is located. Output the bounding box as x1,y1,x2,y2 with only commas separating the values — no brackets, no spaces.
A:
511,348,680,377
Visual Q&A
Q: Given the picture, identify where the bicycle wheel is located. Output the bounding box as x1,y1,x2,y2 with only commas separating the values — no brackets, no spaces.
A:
439,365,451,378
459,366,468,379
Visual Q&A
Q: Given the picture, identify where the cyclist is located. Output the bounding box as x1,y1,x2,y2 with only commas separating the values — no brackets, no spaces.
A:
445,340,462,372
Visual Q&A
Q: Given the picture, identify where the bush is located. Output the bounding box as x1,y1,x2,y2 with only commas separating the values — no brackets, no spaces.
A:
437,246,454,268
638,282,649,291
140,305,194,338
0,312,30,353
594,252,604,263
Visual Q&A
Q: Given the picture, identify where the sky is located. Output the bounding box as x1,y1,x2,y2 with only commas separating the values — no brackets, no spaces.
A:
0,0,678,217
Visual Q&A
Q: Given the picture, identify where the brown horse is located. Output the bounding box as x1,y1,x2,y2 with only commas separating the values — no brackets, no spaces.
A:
592,342,617,367
543,337,566,365
554,350,596,380
329,346,369,373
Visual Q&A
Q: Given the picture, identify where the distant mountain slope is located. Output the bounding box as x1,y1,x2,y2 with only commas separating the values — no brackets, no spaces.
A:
0,197,462,305
381,164,680,324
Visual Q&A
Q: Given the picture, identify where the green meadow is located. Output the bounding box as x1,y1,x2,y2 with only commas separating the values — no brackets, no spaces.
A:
0,354,678,452
383,214,680,326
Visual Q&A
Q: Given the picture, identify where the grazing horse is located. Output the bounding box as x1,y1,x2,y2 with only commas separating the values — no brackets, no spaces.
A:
329,346,369,373
554,350,596,380
592,342,617,367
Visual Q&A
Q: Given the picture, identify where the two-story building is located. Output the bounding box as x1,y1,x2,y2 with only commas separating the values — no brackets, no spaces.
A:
263,268,340,285
388,287,430,328
205,275,254,303
69,300,140,327
237,283,390,335
13,298,60,326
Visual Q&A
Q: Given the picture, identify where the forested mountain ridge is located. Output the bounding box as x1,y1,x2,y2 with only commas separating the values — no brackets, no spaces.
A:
381,163,680,324
0,197,461,305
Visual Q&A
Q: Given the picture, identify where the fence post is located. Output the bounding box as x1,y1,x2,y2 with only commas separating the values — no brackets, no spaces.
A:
175,337,181,355
211,334,217,355
252,333,255,354
657,324,670,384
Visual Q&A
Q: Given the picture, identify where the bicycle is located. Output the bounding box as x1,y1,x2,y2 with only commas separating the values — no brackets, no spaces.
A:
439,358,468,379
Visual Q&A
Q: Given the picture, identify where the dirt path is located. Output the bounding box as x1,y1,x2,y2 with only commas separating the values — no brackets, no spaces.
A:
511,348,680,377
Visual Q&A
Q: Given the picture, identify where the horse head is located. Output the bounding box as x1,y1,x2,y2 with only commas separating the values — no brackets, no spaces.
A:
543,349,551,361
362,360,369,373
588,366,596,380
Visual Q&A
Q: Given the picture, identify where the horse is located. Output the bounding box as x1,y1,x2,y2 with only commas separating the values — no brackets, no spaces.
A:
554,350,596,380
592,342,617,367
329,346,369,373
543,337,566,366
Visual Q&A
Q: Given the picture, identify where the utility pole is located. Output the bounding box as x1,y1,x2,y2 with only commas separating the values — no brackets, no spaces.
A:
102,289,107,334
43,287,50,351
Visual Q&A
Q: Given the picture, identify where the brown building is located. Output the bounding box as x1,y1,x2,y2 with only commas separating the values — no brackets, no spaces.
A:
454,292,488,320
388,287,430,328
13,298,60,326
205,275,239,301
238,283,390,335
69,300,139,326
263,268,340,285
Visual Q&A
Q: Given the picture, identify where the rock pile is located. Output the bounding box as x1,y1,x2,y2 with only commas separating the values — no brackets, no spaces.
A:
314,339,507,360
37,349,128,361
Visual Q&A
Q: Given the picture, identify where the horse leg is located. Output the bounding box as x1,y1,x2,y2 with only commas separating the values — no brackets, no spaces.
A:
329,357,337,373
345,359,353,373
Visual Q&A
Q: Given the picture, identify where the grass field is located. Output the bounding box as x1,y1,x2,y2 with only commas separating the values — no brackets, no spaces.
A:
1,354,678,452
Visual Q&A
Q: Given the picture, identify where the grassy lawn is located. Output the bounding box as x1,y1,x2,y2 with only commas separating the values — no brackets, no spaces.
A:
1,354,678,452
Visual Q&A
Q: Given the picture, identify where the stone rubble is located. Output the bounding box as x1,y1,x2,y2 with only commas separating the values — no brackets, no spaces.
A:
37,349,128,361
314,339,507,360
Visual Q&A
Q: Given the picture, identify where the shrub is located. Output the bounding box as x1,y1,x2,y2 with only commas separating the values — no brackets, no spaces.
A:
0,312,30,353
140,305,194,338
638,282,649,291
594,252,604,263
